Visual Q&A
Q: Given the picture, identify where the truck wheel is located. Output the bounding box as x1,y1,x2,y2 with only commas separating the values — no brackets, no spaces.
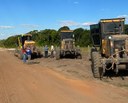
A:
92,52,103,78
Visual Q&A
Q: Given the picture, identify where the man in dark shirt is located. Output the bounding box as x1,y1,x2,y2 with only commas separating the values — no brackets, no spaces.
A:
44,45,48,58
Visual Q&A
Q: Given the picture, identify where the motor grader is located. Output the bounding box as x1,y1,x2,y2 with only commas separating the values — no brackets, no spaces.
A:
90,18,128,78
14,34,41,59
56,30,82,59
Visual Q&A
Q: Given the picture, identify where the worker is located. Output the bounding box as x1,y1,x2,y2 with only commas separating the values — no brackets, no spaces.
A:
26,47,32,63
44,45,48,58
22,48,27,63
50,45,54,58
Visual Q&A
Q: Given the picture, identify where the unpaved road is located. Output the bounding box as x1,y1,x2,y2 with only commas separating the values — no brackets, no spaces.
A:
0,49,128,103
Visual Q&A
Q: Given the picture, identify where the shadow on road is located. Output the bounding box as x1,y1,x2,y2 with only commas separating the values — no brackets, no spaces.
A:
104,69,128,80
27,61,40,65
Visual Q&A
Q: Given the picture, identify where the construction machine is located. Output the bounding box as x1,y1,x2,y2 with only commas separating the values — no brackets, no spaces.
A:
14,34,41,59
90,18,128,78
56,30,82,59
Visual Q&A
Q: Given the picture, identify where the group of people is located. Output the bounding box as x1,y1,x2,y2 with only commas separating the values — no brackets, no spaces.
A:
22,45,55,64
22,46,32,63
44,45,55,58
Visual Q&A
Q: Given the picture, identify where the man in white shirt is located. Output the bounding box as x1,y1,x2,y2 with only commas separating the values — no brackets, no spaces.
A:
50,45,54,58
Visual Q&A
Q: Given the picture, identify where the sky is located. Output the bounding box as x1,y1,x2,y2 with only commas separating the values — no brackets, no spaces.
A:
0,0,128,39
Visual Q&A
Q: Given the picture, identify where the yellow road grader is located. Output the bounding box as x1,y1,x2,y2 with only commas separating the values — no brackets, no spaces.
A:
90,18,128,78
14,34,41,59
56,30,82,59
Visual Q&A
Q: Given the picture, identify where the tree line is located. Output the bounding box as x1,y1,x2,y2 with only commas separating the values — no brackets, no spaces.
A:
0,25,128,48
0,26,91,48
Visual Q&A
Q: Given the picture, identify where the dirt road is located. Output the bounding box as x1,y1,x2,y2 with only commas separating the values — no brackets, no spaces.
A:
0,50,128,103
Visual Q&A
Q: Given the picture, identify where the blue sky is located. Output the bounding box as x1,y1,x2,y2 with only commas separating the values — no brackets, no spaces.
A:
0,0,128,39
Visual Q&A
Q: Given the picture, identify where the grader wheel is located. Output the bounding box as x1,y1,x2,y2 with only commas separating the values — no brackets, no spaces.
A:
92,51,103,78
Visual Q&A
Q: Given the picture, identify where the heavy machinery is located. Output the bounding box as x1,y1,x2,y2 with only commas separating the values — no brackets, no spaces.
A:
14,34,41,59
56,30,82,59
90,18,128,78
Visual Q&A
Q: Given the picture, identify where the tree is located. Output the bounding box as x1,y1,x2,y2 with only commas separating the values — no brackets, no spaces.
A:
80,30,91,47
0,39,5,47
0,27,92,48
4,35,19,48
58,26,70,32
73,28,84,46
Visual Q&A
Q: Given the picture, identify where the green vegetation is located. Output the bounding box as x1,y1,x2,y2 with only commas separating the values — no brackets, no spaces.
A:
0,25,128,48
3,35,20,48
0,39,5,47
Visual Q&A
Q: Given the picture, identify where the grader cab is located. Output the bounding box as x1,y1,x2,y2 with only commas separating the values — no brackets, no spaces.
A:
90,18,128,78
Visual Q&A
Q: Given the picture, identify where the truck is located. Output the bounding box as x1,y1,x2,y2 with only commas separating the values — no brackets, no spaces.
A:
90,18,128,78
56,30,82,59
14,34,41,59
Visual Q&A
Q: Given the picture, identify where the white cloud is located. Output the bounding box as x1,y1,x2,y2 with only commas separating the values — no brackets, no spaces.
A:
60,21,79,26
0,26,15,29
60,20,95,27
82,22,95,26
21,24,39,28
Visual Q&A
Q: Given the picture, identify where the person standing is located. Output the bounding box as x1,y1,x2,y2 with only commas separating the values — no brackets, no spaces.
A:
26,47,32,63
22,48,27,63
44,45,48,58
50,45,54,58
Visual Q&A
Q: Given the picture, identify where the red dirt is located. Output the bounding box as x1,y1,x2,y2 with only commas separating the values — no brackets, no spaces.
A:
0,49,128,103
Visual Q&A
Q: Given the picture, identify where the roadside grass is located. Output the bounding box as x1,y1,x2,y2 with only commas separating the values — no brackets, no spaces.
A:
80,47,90,53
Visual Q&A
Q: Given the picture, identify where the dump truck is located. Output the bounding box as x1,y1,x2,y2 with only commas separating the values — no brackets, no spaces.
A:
90,18,128,78
14,34,41,59
56,30,82,59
